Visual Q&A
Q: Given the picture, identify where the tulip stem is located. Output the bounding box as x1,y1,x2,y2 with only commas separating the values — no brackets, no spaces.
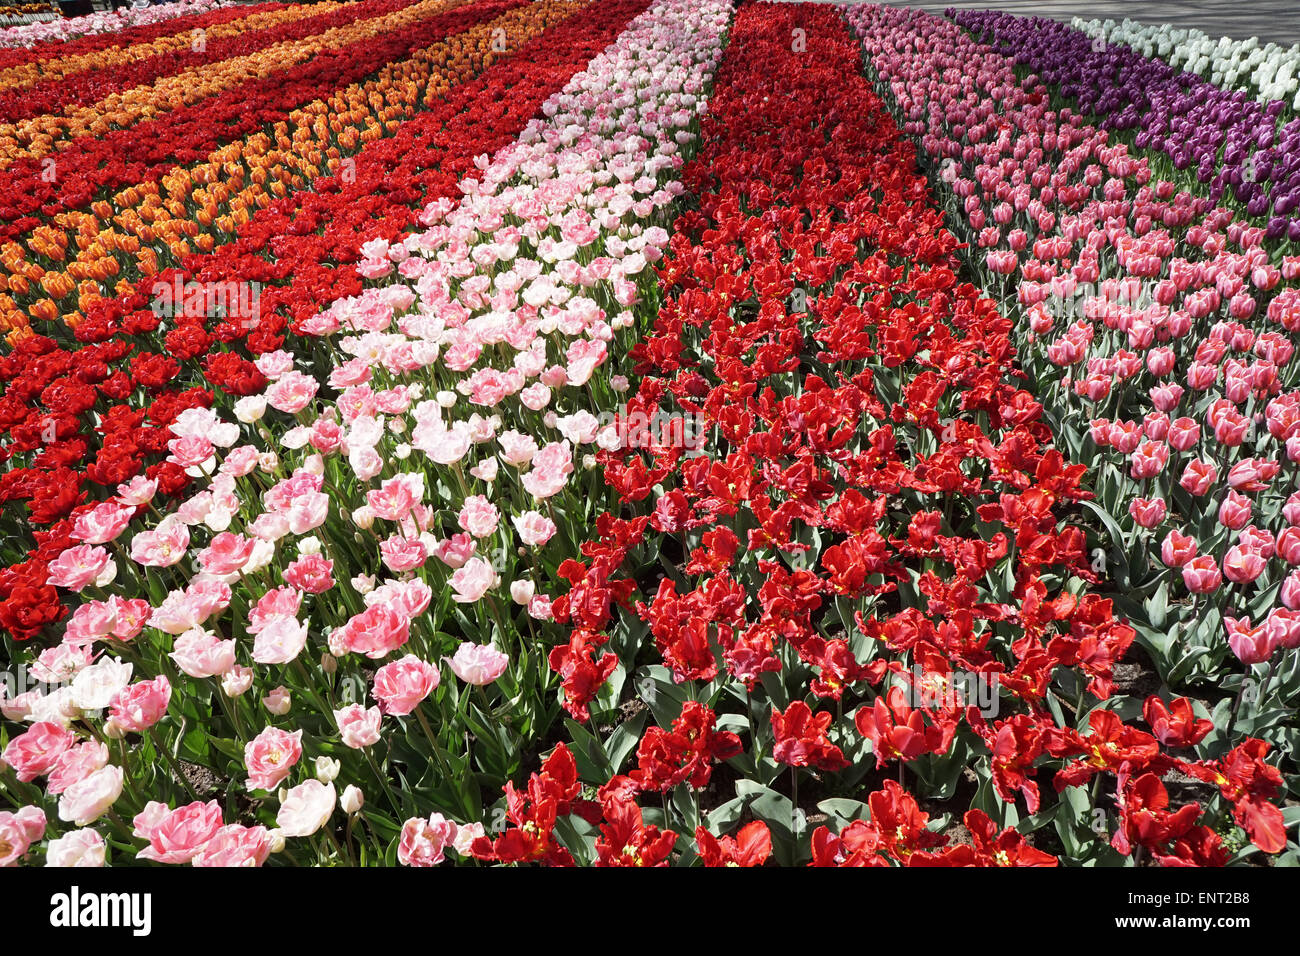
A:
1226,670,1254,740
116,738,147,810
344,813,359,866
744,687,761,766
291,658,331,713
323,825,352,867
1260,655,1280,706
148,726,200,803
363,746,403,817
790,766,799,837
104,809,139,843
214,680,248,741
415,702,462,813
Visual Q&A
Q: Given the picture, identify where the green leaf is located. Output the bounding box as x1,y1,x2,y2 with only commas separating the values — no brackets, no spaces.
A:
1143,581,1169,630
816,798,870,831
737,781,800,867
704,795,750,834
1081,500,1129,585
564,718,612,781
605,712,647,775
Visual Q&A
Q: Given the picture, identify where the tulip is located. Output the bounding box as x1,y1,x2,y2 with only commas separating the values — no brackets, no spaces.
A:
1182,555,1222,594
1160,529,1197,567
1265,608,1300,650
1218,490,1253,529
1225,616,1275,665
1222,545,1267,584
1128,497,1167,528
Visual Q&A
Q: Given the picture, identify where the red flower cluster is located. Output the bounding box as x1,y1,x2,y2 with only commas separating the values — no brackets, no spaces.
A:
469,743,598,866
628,700,741,792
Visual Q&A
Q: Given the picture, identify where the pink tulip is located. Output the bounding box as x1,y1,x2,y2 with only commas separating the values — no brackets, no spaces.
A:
1128,497,1166,528
276,781,335,838
1142,412,1170,441
1181,556,1222,594
46,741,109,795
1225,616,1274,665
71,501,136,545
1227,457,1279,493
130,517,190,568
283,553,335,594
398,813,457,867
1128,441,1169,480
330,603,411,659
53,764,122,828
1265,608,1300,651
372,655,439,716
1149,383,1183,412
1218,490,1253,530
448,642,509,685
191,824,271,867
1,721,76,782
1222,545,1267,584
432,534,476,569
171,628,236,678
334,704,383,749
1237,526,1275,559
46,545,114,591
1160,530,1197,567
457,495,500,539
197,532,256,575
449,558,499,603
244,728,303,792
1179,459,1218,496
0,807,46,866
1277,527,1300,565
45,827,106,867
109,676,171,733
1166,417,1200,451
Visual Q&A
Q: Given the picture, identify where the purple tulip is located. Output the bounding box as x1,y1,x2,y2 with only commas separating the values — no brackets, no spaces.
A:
951,10,1300,234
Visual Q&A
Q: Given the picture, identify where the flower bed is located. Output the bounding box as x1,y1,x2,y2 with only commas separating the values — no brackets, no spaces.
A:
1071,16,1300,107
951,9,1300,244
0,0,1296,870
535,1,1285,866
0,0,226,52
0,0,706,866
847,0,1297,862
